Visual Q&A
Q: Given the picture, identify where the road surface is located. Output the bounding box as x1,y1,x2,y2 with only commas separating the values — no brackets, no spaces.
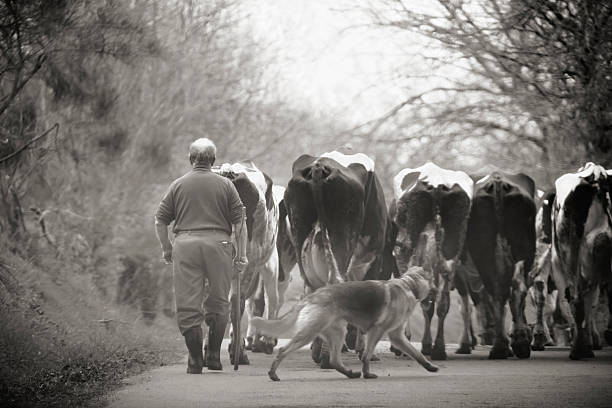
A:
107,341,612,408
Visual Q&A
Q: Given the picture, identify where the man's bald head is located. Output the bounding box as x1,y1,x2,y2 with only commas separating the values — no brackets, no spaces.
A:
189,138,216,167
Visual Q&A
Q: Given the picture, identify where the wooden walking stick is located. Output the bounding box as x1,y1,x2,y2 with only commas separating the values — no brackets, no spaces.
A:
233,266,241,371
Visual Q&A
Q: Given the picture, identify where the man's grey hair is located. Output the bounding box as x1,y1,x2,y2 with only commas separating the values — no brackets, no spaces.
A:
189,138,216,166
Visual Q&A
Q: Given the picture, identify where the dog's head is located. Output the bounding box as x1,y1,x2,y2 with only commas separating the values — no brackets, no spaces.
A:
399,266,433,301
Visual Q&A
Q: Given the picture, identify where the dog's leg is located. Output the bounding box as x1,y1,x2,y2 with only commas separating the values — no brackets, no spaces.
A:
323,326,361,379
360,326,386,379
268,330,317,382
388,325,439,373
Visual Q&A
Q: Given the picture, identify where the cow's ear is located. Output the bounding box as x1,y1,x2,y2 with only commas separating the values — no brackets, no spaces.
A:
400,171,420,191
291,154,317,175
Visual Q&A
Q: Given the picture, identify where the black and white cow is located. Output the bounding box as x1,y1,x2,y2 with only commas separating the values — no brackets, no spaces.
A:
465,172,537,359
243,185,295,354
550,163,612,359
391,162,474,360
214,161,283,363
529,189,558,351
284,151,390,366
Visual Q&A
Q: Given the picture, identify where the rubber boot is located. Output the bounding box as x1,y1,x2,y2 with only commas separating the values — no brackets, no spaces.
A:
205,314,227,371
183,326,204,374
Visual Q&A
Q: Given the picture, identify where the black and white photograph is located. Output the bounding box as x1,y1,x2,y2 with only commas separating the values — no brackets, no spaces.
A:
1,0,611,407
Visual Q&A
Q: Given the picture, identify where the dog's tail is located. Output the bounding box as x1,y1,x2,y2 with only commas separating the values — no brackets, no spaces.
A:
250,301,307,338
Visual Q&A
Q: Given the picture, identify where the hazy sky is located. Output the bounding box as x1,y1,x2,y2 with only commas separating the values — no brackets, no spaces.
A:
245,0,413,124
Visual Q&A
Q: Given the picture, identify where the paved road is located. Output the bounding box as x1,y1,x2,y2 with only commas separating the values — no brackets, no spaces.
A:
107,341,612,408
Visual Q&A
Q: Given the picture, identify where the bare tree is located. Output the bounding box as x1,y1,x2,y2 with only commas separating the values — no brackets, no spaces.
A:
358,0,611,183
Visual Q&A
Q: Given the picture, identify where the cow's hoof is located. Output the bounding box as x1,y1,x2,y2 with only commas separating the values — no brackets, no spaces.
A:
511,328,532,359
592,332,602,350
320,351,332,369
421,343,433,356
230,347,250,365
390,345,403,356
531,332,547,351
369,353,380,361
252,338,267,353
455,343,472,354
264,342,275,355
342,344,349,353
430,345,447,361
489,344,512,360
311,338,323,364
603,329,612,346
512,341,531,359
570,345,594,360
425,362,439,372
363,372,378,379
245,336,253,351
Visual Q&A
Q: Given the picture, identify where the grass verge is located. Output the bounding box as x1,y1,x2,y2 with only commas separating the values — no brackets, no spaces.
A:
0,251,182,408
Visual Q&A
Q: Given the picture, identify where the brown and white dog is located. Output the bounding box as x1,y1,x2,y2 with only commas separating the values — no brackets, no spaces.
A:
250,266,439,381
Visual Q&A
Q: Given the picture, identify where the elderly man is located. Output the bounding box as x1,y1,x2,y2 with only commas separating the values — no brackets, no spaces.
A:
155,138,248,373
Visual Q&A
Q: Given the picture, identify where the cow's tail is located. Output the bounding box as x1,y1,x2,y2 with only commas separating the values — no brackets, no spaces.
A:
493,176,513,274
311,162,341,283
492,176,505,235
250,301,307,338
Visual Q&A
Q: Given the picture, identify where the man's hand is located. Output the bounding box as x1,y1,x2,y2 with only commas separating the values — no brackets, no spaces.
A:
233,257,248,274
162,247,173,264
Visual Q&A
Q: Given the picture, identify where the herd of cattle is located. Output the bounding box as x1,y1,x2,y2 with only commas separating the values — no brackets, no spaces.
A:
211,151,612,366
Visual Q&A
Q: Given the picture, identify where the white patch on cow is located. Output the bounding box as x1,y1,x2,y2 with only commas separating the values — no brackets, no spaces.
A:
393,162,473,199
272,185,285,204
320,150,375,172
217,162,268,204
537,189,545,199
555,162,608,209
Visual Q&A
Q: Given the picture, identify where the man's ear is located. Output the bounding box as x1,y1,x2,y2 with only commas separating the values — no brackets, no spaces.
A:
211,157,216,167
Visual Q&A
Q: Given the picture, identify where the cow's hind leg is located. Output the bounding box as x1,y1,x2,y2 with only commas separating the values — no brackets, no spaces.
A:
311,336,323,364
605,287,612,346
531,281,548,351
260,252,281,354
388,325,438,372
420,297,435,355
510,261,532,359
489,298,513,359
456,292,473,354
431,284,450,360
532,246,552,351
570,287,598,360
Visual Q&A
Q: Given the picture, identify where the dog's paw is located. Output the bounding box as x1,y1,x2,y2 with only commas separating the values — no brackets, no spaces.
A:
268,370,280,382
